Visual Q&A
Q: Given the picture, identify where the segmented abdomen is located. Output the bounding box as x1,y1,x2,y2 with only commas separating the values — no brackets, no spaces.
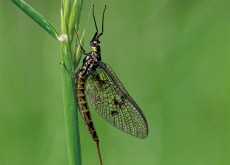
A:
76,69,99,143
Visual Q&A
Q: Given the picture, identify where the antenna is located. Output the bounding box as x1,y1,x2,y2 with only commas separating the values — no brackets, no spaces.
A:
92,5,107,41
96,5,106,39
92,5,99,33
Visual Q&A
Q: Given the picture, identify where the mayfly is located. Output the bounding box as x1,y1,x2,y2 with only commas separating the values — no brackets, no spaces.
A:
64,5,148,165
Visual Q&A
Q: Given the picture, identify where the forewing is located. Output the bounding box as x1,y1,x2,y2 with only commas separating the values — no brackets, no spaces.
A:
86,62,148,139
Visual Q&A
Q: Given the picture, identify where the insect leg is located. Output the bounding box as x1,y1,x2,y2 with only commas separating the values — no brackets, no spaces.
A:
61,62,76,79
74,28,88,55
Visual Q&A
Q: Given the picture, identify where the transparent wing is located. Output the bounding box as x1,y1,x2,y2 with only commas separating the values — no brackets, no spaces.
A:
86,62,148,139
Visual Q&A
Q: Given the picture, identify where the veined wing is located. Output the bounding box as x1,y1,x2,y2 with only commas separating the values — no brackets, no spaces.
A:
85,62,148,139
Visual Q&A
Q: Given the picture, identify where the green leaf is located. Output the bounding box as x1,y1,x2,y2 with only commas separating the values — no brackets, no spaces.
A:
11,0,60,40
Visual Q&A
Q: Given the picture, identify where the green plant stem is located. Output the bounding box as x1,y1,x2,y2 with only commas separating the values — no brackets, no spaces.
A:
61,39,82,165
61,0,84,165
12,0,84,164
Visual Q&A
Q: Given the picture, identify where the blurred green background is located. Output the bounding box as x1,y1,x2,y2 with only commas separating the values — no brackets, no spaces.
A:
1,0,230,165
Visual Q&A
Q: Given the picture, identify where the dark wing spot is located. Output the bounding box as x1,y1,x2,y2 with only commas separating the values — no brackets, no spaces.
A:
111,110,118,116
113,99,124,108
99,80,107,84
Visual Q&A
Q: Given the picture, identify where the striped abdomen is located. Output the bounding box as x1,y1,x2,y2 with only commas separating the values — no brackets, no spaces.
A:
76,71,99,143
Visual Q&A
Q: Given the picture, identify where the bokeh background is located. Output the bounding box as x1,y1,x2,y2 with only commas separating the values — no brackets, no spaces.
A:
1,0,230,165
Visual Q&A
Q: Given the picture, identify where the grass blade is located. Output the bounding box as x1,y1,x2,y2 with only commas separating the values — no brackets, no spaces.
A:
11,0,60,40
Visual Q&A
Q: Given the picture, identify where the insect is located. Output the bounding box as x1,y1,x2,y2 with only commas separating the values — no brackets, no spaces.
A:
64,5,148,165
